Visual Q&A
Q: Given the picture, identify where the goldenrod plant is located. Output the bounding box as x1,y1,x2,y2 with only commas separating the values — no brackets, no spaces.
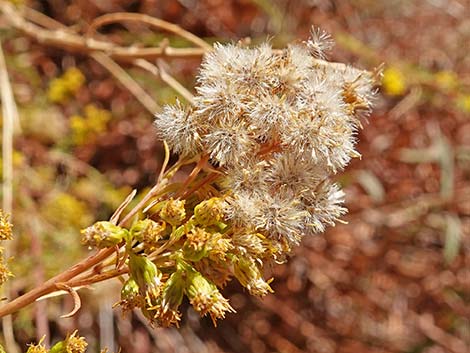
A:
0,28,376,332
0,0,379,346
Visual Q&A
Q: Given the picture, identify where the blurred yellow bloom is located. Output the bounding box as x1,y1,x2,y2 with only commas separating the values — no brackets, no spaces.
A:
69,105,112,145
434,70,458,91
382,66,407,96
43,192,92,229
47,67,85,103
457,94,470,113
62,67,86,93
47,78,69,103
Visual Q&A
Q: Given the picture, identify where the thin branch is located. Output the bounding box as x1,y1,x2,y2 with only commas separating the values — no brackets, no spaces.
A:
86,12,212,51
0,37,20,353
134,58,195,104
158,140,171,184
66,267,128,289
109,189,137,225
90,52,160,114
29,219,50,345
0,2,207,62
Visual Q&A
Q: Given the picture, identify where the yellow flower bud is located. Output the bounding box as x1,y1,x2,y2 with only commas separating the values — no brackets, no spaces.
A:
183,227,211,261
194,197,226,227
129,254,161,295
130,219,166,246
159,198,186,226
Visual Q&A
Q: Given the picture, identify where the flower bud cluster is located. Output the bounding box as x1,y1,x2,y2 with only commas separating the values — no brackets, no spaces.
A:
83,197,237,327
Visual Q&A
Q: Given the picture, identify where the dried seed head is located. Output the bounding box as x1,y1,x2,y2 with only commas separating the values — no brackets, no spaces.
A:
154,101,202,157
306,27,334,59
149,34,376,324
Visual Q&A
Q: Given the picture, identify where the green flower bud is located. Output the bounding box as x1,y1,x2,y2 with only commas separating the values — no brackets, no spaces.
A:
129,254,161,293
194,197,225,227
119,277,144,312
121,277,140,300
171,218,196,242
159,198,186,226
80,221,127,248
152,269,185,327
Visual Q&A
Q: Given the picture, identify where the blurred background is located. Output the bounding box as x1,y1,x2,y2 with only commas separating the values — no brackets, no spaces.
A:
0,0,469,352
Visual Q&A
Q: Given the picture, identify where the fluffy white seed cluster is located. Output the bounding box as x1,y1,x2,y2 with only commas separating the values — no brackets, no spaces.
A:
155,30,375,249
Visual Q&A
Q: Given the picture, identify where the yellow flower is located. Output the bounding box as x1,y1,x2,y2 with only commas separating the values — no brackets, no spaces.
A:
382,66,407,96
0,250,13,285
185,265,234,325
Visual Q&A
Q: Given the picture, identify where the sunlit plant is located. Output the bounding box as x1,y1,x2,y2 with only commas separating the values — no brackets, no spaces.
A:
0,24,376,349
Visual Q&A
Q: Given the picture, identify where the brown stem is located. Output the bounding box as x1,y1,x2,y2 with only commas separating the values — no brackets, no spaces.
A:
0,179,168,318
175,154,209,198
180,172,219,199
29,224,50,344
66,267,129,289
86,12,212,51
0,247,114,318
